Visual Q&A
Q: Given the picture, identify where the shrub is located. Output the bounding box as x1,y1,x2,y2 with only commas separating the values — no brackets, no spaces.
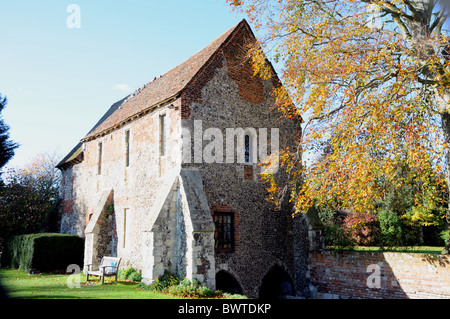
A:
323,224,356,248
128,271,142,282
222,292,248,299
2,233,84,272
143,270,180,292
118,267,134,279
343,212,380,246
119,266,142,282
378,209,404,247
316,205,355,248
167,277,221,298
137,270,226,298
441,229,450,246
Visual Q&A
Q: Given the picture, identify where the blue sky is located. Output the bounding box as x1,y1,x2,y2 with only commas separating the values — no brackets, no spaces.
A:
0,1,251,169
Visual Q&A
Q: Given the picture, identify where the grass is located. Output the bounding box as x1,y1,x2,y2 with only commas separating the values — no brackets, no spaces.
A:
326,246,445,254
0,269,179,299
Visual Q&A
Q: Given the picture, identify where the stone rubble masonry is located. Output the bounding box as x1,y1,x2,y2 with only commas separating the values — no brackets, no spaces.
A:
310,250,450,299
58,20,309,298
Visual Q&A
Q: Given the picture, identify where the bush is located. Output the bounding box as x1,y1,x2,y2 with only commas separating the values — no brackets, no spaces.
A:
137,270,225,298
323,224,356,248
118,266,142,282
222,292,248,299
343,212,380,246
378,209,404,247
128,271,142,282
143,270,181,292
441,229,450,246
118,267,134,279
317,205,355,248
168,278,220,298
2,233,84,272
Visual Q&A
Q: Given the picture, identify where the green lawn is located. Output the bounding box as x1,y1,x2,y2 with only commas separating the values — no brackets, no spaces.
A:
0,269,178,299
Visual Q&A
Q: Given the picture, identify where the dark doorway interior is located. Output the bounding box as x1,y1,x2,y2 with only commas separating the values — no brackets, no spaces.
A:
216,270,243,295
259,265,295,299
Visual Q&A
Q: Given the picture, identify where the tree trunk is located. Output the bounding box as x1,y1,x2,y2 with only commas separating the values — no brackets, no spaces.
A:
440,111,450,254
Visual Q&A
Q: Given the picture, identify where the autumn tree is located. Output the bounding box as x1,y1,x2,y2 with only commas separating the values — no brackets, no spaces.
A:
228,0,450,253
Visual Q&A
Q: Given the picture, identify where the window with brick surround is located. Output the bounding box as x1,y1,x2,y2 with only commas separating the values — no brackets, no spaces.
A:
213,212,234,253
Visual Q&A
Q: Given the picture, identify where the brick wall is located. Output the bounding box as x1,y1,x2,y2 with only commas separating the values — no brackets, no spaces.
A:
310,250,450,299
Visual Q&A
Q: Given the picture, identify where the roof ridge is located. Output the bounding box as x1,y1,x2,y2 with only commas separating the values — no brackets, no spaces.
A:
83,19,249,141
58,20,254,168
182,19,251,95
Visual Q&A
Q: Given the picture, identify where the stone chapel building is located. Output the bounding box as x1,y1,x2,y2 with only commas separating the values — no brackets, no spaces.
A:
57,19,321,298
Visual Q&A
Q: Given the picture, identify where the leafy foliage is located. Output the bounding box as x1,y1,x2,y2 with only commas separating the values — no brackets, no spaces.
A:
228,0,450,250
118,267,142,282
167,278,219,298
0,94,18,170
136,270,246,298
378,209,404,246
2,233,84,272
0,153,61,253
441,229,450,245
343,212,380,246
316,173,448,247
139,270,181,292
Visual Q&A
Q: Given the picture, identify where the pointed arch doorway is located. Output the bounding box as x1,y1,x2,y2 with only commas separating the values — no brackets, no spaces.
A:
216,270,243,295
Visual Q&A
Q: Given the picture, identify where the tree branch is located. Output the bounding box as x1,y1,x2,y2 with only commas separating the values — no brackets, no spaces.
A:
400,0,421,20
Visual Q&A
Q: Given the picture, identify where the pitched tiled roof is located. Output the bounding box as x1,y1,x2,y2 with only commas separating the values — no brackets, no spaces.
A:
56,96,127,169
57,19,253,169
83,19,249,141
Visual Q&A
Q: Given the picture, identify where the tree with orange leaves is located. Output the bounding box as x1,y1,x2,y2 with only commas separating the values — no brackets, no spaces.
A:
228,0,450,253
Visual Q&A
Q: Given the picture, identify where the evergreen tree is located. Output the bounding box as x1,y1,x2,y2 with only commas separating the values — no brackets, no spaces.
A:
0,94,18,170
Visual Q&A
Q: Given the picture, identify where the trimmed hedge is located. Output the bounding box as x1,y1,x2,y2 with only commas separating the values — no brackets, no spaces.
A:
1,233,84,272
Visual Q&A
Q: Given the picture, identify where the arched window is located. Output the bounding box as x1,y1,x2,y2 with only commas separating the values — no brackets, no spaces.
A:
243,128,257,164
244,134,250,163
